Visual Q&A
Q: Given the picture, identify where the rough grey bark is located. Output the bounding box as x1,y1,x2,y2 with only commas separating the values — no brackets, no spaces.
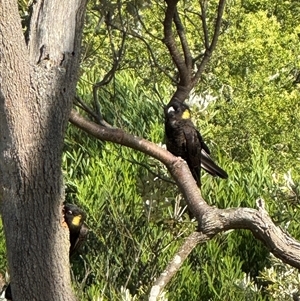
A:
0,0,87,300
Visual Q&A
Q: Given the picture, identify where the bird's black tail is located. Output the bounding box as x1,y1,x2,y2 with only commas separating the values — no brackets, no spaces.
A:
201,149,228,179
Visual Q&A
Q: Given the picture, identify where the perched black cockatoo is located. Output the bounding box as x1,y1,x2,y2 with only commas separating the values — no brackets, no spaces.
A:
4,203,88,300
63,203,88,257
164,99,228,186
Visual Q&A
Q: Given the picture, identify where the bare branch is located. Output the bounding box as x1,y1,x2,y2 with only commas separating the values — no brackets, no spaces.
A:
149,232,207,301
69,111,300,299
163,0,190,86
193,0,226,84
173,8,193,71
199,0,210,49
149,199,300,300
69,109,210,219
201,201,300,267
69,111,300,260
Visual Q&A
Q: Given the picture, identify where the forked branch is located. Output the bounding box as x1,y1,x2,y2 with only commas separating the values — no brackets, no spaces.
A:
163,0,227,102
149,199,300,300
163,0,189,88
69,110,300,300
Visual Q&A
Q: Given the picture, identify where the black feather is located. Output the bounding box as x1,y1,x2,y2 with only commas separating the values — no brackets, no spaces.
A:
63,203,88,256
164,99,228,186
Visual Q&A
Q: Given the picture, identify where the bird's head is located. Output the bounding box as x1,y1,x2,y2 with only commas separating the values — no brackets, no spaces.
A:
64,203,86,231
164,100,191,120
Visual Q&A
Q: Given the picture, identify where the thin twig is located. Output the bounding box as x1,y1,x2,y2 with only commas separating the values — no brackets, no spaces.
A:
200,0,210,49
91,26,126,128
74,96,99,121
107,21,176,83
193,0,226,83
126,158,176,185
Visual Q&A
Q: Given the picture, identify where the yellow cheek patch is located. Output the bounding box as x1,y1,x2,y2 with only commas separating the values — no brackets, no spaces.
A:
72,215,82,226
182,109,190,119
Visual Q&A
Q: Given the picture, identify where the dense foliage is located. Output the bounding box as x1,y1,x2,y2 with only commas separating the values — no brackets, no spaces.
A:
1,0,300,300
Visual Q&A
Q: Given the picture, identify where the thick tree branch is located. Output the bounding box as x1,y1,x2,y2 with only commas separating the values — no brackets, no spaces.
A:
149,199,300,300
69,109,210,219
69,110,300,264
201,199,300,267
163,0,190,87
69,111,300,300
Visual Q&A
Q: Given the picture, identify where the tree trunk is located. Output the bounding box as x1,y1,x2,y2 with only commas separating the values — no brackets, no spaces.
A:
0,0,87,300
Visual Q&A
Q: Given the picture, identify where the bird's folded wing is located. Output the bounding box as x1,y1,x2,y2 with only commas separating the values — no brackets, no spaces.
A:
201,149,228,179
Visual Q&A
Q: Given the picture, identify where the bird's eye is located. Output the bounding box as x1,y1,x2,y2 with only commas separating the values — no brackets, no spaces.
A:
67,210,72,215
